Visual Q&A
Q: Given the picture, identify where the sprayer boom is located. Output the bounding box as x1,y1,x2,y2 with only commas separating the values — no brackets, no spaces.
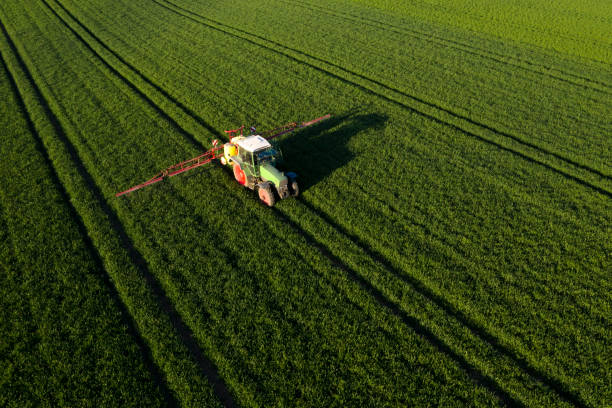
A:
115,145,223,197
115,114,330,200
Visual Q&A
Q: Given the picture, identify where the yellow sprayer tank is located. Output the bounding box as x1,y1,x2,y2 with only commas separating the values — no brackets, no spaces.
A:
223,142,238,165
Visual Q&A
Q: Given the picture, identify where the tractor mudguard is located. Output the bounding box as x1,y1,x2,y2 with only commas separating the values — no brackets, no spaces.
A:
260,163,287,187
260,163,290,199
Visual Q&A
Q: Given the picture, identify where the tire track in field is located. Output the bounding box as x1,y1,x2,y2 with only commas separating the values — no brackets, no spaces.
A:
40,1,594,405
74,0,271,125
61,0,596,404
145,140,515,403
162,0,612,181
277,114,595,405
118,185,268,405
302,128,612,320
126,104,550,405
348,176,607,307
42,1,523,400
269,209,523,407
161,0,612,147
288,122,611,331
50,0,222,140
145,158,522,406
130,175,426,403
154,0,611,198
296,197,593,407
282,0,612,92
290,123,610,302
0,6,234,407
43,2,507,398
38,1,240,406
0,22,180,408
55,0,514,392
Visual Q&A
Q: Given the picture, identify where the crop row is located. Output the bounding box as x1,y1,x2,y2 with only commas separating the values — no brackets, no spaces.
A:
281,0,612,91
41,0,612,404
105,0,612,404
156,0,611,176
1,0,512,404
2,0,610,406
50,0,608,404
3,1,512,401
0,4,225,407
0,46,174,406
78,0,611,196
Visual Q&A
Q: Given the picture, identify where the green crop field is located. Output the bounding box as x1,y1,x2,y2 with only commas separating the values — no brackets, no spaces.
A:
1,0,610,406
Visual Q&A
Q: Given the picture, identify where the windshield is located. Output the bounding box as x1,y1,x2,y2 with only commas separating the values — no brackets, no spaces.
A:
255,147,278,164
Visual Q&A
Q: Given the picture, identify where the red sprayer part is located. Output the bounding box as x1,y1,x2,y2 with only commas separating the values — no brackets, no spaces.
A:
267,114,331,140
115,145,224,197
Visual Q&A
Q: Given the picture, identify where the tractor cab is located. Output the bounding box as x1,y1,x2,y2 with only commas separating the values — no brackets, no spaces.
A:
229,135,282,170
221,135,294,202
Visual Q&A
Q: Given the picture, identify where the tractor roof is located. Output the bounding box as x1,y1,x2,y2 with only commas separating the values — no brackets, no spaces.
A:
235,135,271,152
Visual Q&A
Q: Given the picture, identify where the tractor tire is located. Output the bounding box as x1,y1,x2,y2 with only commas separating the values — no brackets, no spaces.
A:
233,164,246,185
290,180,299,197
258,185,276,207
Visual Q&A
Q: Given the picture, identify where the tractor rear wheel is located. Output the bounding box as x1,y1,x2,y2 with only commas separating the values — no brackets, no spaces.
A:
258,185,276,207
233,164,246,185
290,180,299,197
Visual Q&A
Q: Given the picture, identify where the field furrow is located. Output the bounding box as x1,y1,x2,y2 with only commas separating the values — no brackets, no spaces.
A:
0,5,225,407
40,0,612,404
0,41,174,408
74,0,609,171
161,0,611,154
21,3,511,404
45,0,612,404
2,0,610,406
0,1,520,404
154,0,611,191
283,0,612,91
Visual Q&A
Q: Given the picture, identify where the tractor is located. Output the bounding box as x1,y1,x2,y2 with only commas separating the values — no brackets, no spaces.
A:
220,133,297,206
116,114,330,206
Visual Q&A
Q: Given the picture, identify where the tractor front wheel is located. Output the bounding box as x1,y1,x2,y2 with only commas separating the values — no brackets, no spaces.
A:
258,185,276,207
233,164,246,185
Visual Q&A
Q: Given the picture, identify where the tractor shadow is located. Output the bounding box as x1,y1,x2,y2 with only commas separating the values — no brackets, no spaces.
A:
278,110,388,191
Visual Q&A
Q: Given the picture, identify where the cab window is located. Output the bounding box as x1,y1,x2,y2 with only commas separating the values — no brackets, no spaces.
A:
239,148,251,164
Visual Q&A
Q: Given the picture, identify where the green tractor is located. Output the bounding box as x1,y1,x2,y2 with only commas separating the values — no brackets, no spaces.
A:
220,134,298,206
